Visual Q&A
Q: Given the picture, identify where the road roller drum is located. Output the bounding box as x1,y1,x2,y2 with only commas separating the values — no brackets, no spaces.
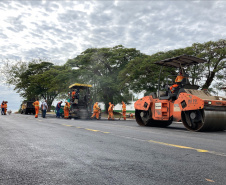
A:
181,109,226,131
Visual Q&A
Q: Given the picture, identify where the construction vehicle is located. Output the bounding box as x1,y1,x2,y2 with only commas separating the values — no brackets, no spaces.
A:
21,101,35,114
68,83,92,119
134,55,226,131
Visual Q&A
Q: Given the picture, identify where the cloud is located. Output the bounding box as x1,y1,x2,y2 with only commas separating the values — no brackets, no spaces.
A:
1,0,225,64
0,0,226,103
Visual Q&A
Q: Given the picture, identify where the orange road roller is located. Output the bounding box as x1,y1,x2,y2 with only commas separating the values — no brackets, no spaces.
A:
134,55,226,131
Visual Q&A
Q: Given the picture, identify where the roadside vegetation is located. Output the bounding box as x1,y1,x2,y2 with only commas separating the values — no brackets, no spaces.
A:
1,39,226,111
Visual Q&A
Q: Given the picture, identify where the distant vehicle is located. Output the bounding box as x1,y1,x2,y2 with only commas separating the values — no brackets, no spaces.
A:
21,101,35,114
68,83,93,119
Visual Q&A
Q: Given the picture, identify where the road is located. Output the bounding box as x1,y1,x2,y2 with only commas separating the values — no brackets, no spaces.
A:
0,113,226,185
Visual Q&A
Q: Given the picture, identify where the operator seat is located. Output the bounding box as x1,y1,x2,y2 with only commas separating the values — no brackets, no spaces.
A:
158,87,171,100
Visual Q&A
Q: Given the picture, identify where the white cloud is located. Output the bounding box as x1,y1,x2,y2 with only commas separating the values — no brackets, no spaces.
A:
0,0,226,105
1,0,225,63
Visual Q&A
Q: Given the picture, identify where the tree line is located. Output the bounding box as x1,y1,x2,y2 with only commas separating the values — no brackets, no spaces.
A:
2,39,226,111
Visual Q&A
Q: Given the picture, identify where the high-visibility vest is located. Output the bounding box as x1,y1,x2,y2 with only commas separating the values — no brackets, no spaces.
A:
170,84,179,92
122,103,126,112
64,105,68,110
93,104,99,112
64,102,70,110
33,101,39,108
2,103,7,109
108,104,113,112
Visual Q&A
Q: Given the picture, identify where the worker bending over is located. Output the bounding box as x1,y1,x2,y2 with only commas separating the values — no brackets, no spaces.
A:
108,102,114,120
91,102,100,120
122,101,126,120
33,99,39,118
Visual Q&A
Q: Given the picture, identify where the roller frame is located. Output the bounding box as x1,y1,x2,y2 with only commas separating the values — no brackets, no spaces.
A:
134,92,226,132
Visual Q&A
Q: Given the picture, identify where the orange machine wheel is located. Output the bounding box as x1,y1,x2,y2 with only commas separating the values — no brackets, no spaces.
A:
135,109,173,127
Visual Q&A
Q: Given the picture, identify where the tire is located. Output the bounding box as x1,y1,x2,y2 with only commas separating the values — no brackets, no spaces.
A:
135,109,152,126
135,109,172,127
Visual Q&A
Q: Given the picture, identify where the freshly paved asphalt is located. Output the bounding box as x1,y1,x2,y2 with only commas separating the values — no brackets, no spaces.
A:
0,113,226,185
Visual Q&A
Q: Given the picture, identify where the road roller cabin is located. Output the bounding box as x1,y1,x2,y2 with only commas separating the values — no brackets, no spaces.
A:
134,55,226,131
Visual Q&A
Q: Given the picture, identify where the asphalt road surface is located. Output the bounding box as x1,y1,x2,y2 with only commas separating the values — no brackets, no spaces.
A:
0,113,226,185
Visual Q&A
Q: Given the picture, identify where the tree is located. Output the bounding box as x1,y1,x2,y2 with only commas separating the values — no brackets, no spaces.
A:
66,45,142,111
120,39,226,95
29,65,76,109
2,60,75,111
185,39,226,90
119,50,185,94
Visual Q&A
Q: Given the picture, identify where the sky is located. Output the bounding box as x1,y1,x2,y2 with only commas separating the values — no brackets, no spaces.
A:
0,0,226,112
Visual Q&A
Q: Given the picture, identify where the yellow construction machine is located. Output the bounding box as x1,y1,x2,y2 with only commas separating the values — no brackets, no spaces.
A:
68,83,92,119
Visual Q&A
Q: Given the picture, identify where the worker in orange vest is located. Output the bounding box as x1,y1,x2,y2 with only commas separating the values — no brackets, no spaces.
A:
33,99,39,118
64,101,70,119
170,71,185,93
1,101,5,115
72,90,76,99
108,102,114,120
91,102,100,120
3,101,8,115
122,101,126,120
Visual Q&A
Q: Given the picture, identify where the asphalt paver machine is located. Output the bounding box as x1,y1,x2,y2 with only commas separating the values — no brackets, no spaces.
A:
134,55,226,131
68,83,92,119
21,101,35,115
